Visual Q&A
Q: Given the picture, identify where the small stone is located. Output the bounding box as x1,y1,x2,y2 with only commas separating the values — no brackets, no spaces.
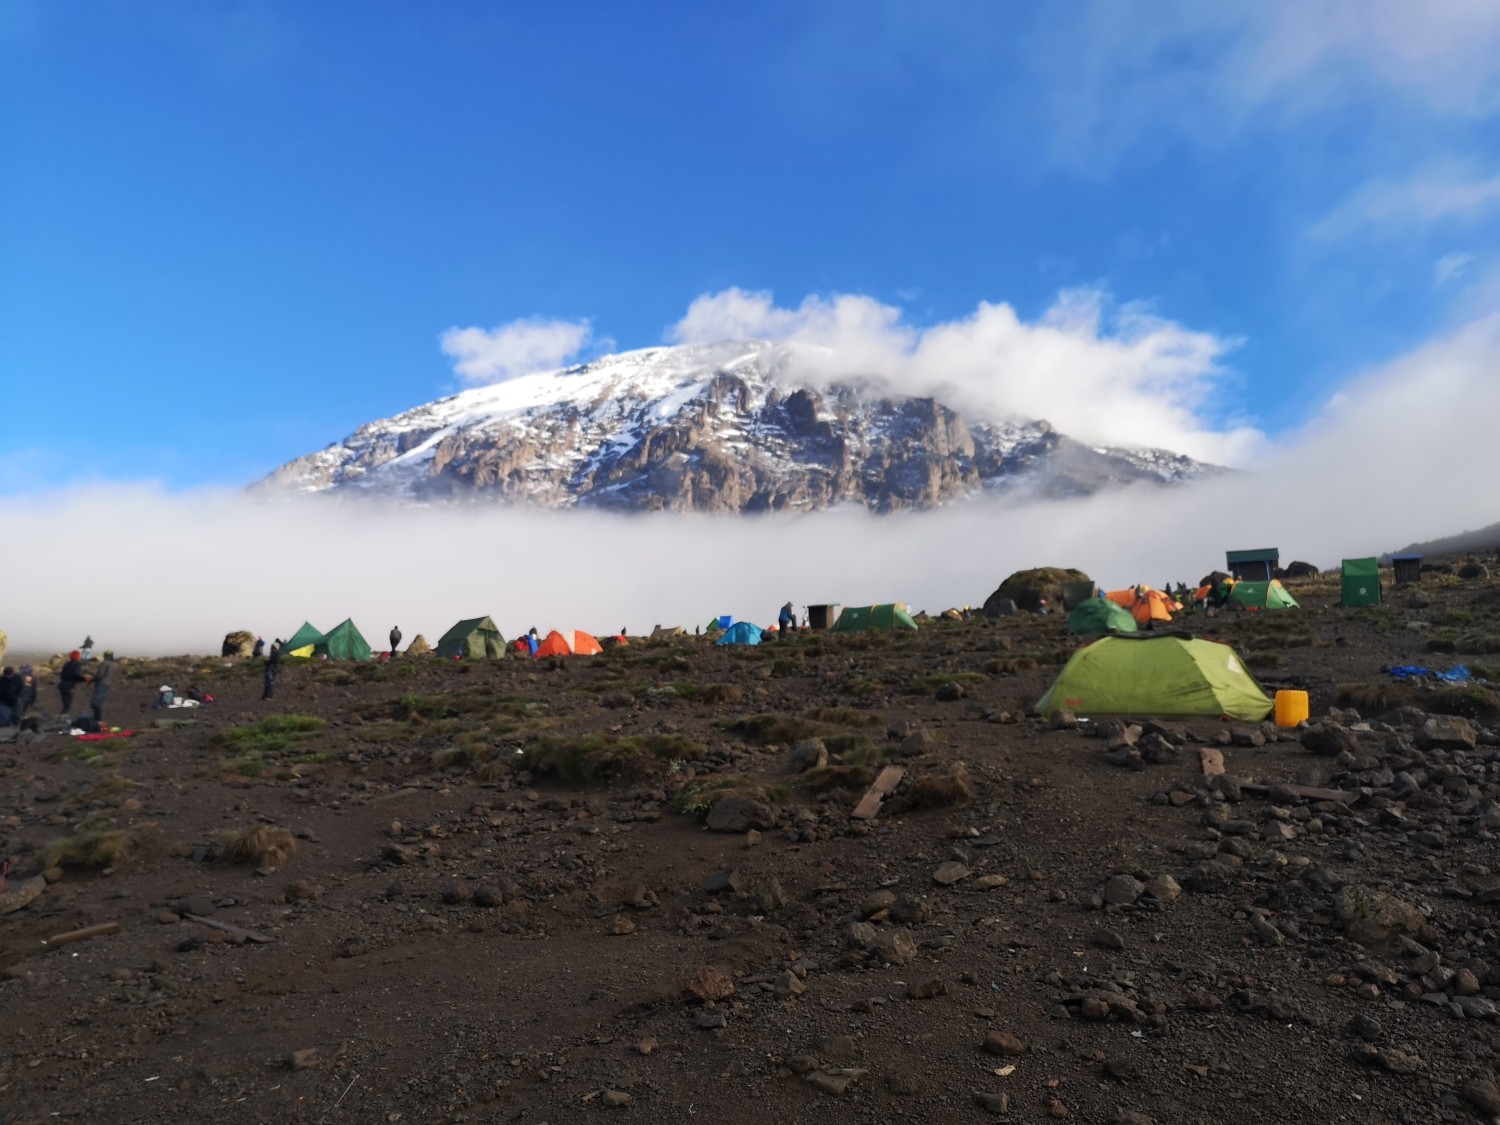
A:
907,975,945,999
933,861,971,886
821,1035,857,1062
702,868,743,895
1349,1013,1382,1041
442,881,471,905
1145,874,1181,903
861,890,897,917
887,1071,919,1095
601,1090,631,1107
975,1091,1010,1114
287,1048,318,1070
1453,968,1481,996
1079,998,1111,1022
1048,1097,1070,1118
970,874,1008,891
156,911,180,925
175,936,201,953
806,1070,854,1096
694,1008,727,1030
787,1054,820,1075
871,927,918,965
636,1037,658,1056
773,970,806,999
610,914,636,936
983,1031,1025,1056
1462,1078,1500,1116
473,885,503,908
1105,1055,1141,1081
1089,929,1125,950
1102,875,1144,906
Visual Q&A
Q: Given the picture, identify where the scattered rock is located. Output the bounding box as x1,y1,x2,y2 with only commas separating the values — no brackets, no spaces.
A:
906,975,945,999
1334,885,1427,951
975,1091,1010,1114
705,798,779,833
287,1048,318,1070
933,861,970,886
871,928,918,965
601,1089,631,1107
1144,874,1181,903
1102,875,1144,906
610,914,636,936
983,1030,1025,1056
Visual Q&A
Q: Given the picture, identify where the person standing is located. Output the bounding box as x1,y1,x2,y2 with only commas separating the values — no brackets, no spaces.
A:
58,651,91,719
262,639,282,701
90,652,116,723
0,666,20,726
389,625,402,658
80,635,94,662
778,601,795,639
17,665,37,723
252,636,265,658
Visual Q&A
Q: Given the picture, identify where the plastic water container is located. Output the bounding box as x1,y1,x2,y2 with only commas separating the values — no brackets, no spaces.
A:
1275,689,1309,728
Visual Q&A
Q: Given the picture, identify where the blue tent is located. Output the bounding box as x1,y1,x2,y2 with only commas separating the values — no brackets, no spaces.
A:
716,621,764,646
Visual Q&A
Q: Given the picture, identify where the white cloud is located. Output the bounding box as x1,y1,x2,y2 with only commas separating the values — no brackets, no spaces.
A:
2,309,1495,655
670,287,1261,466
440,317,593,385
1314,169,1500,239
1435,252,1476,287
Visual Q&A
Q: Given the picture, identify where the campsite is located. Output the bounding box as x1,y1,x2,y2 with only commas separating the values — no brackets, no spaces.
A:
2,561,1500,1124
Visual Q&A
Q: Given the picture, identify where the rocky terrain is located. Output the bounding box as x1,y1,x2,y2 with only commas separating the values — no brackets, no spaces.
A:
3,567,1500,1124
255,341,1214,512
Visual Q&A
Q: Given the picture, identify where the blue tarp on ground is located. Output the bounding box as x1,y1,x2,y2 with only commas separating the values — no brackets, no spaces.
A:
1388,664,1473,682
716,621,765,646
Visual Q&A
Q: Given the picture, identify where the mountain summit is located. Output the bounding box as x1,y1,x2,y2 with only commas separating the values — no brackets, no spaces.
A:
256,340,1215,512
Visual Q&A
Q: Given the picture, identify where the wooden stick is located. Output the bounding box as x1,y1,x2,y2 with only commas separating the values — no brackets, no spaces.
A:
852,766,906,820
44,921,120,947
183,912,274,943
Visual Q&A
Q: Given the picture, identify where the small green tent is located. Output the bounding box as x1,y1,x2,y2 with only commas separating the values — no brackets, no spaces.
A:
1036,634,1272,721
1228,580,1300,610
283,622,323,658
832,603,919,632
314,618,372,661
1341,558,1382,607
1067,597,1139,636
435,616,507,659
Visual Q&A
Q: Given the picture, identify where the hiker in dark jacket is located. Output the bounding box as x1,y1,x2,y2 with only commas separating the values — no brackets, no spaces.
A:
17,665,37,721
90,652,116,723
778,601,795,639
252,636,265,658
59,651,91,718
0,666,20,726
389,626,402,658
261,640,282,701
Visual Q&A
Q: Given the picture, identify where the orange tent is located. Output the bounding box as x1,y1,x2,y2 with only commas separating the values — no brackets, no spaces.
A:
533,629,605,657
1106,586,1175,626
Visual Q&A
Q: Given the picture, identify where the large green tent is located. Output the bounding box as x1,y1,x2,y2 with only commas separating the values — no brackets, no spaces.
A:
283,621,323,658
1067,597,1139,636
1341,558,1382,607
435,616,507,659
1228,580,1300,610
314,618,373,661
832,603,919,632
1036,634,1273,721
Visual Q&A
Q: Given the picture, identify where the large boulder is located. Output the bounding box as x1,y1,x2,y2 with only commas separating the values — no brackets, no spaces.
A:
705,797,780,833
1283,560,1320,579
989,567,1091,614
1418,715,1477,752
406,634,432,656
1334,885,1427,951
221,630,254,658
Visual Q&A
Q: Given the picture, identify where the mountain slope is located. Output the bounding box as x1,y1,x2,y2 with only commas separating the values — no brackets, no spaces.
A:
255,341,1217,512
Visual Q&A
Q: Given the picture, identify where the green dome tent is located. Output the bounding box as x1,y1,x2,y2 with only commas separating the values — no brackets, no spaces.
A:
314,618,372,661
1036,634,1272,721
1228,580,1299,610
832,604,918,632
283,622,324,658
435,616,507,659
1067,597,1139,636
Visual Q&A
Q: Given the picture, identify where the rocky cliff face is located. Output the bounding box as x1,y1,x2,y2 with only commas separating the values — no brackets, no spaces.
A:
255,341,1214,511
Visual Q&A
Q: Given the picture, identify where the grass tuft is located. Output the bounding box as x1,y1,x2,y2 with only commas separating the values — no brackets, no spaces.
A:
219,824,298,867
44,828,135,870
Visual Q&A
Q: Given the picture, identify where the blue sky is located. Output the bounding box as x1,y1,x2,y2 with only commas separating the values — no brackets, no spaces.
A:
3,0,1498,491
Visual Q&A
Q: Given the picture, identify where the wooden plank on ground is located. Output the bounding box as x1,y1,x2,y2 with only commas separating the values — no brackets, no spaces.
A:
851,766,906,820
43,922,120,948
1199,748,1225,778
183,913,274,944
1237,781,1357,803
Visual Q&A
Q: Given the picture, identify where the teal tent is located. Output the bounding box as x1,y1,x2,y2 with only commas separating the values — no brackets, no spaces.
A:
283,622,323,658
1067,597,1139,636
314,619,373,661
716,621,765,646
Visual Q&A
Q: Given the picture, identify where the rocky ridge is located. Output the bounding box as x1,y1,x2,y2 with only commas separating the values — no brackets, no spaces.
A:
256,340,1215,512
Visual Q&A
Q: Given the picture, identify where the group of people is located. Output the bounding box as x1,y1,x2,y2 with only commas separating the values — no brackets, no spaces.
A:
0,639,117,729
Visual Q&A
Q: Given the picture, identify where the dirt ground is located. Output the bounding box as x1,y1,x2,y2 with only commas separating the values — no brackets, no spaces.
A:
3,568,1500,1125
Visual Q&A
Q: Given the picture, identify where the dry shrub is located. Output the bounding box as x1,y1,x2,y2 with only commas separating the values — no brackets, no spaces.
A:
804,706,883,728
44,828,135,870
799,763,874,793
680,965,735,1002
219,824,298,867
1333,682,1414,713
1428,685,1500,721
698,683,744,704
906,763,975,809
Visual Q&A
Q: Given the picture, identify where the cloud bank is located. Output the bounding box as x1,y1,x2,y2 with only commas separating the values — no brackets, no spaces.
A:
440,317,594,385
3,311,1497,656
670,287,1261,466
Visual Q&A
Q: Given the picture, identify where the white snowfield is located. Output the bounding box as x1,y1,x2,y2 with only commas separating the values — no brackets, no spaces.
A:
258,339,1212,510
